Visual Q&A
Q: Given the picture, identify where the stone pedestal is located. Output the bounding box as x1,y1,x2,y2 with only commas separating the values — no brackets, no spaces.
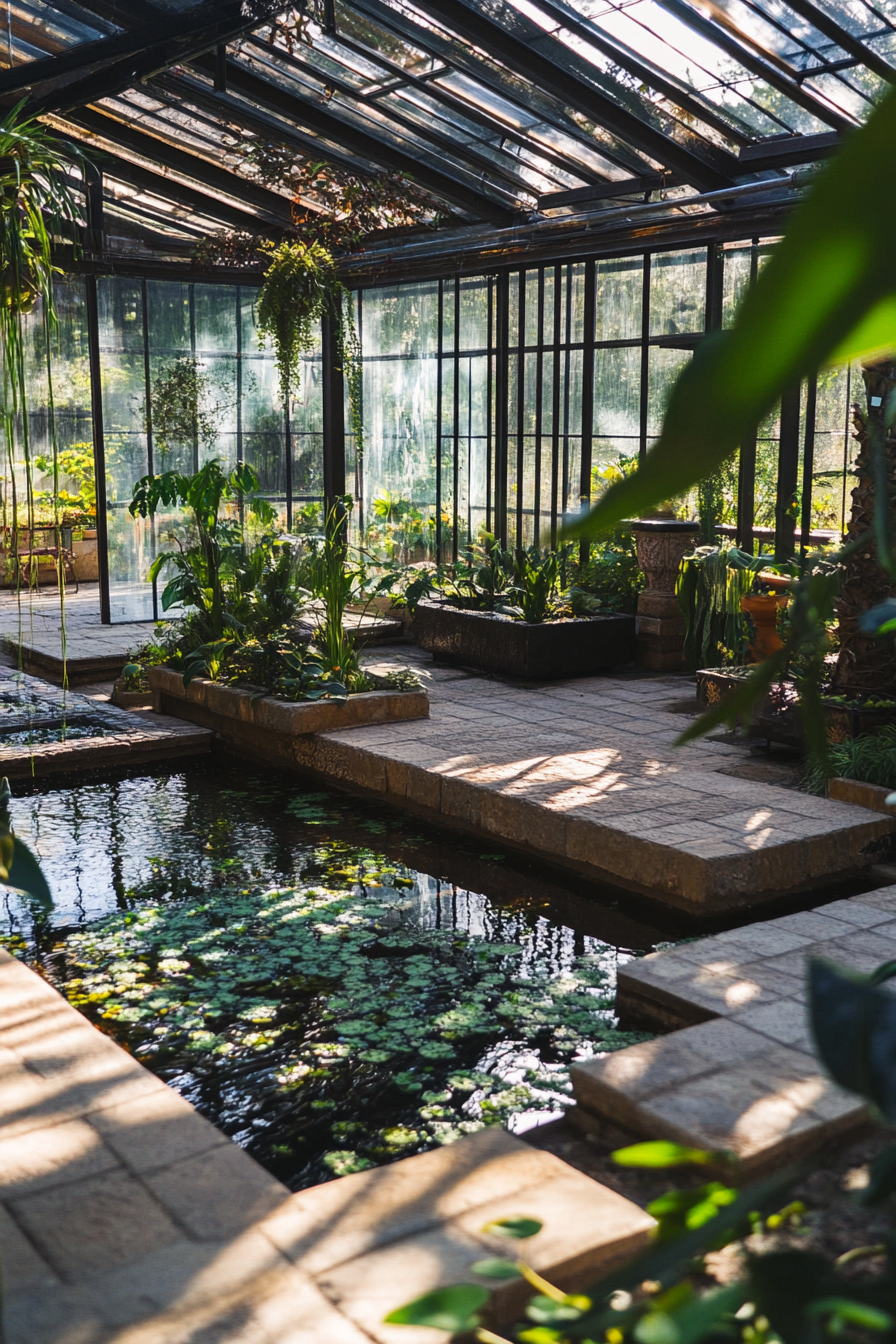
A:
632,519,700,671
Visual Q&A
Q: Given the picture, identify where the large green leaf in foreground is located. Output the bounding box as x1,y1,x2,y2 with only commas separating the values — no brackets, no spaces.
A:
566,87,896,538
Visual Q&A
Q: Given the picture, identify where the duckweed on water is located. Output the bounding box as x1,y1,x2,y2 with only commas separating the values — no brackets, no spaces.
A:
1,768,652,1190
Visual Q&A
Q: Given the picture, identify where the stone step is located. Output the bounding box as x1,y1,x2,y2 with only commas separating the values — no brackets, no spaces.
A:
570,887,896,1173
0,950,654,1343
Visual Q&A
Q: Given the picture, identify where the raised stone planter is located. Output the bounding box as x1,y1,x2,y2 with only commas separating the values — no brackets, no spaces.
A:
111,684,153,710
149,666,429,767
828,777,896,814
413,599,635,678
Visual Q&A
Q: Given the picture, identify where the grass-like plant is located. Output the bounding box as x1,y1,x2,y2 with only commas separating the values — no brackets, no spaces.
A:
804,723,896,796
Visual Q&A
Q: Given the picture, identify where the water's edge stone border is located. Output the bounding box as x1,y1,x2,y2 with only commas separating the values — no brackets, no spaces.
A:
569,886,896,1175
0,949,655,1344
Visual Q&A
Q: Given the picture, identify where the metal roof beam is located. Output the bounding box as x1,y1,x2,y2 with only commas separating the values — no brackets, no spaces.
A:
738,129,840,170
18,0,282,117
509,0,752,146
235,44,549,201
400,0,739,188
655,0,855,132
296,33,606,186
98,155,279,234
775,0,895,85
61,107,294,226
347,0,648,180
183,55,518,225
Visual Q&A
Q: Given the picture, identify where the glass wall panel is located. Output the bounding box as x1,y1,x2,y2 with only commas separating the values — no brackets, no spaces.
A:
98,278,321,622
810,363,859,539
649,249,706,337
595,257,642,341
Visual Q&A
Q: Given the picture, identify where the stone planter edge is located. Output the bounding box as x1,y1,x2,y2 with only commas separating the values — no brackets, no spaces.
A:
148,666,429,734
828,777,896,814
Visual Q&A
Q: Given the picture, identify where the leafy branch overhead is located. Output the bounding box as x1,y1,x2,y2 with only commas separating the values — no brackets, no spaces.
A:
565,86,896,541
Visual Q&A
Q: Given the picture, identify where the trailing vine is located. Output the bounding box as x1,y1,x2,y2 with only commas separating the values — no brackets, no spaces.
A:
0,105,83,670
256,238,363,453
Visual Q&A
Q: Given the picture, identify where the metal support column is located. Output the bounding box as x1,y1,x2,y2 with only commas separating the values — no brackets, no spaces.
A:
85,274,111,624
736,239,760,552
639,254,651,462
800,375,818,556
321,308,346,509
776,381,802,559
493,271,509,546
579,258,596,562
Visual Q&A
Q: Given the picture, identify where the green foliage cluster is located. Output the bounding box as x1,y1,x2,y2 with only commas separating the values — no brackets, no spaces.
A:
256,239,363,450
0,107,84,542
129,469,418,702
406,535,637,624
677,547,768,671
804,724,896,795
33,444,95,527
54,813,645,1187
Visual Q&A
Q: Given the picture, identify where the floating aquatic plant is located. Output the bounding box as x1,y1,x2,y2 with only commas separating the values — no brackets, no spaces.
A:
54,841,646,1189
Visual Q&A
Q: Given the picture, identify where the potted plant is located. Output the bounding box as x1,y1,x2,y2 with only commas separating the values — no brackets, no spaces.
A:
740,566,793,660
411,537,636,678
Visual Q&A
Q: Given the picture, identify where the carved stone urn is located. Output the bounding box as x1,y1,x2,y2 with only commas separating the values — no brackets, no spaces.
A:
631,517,700,671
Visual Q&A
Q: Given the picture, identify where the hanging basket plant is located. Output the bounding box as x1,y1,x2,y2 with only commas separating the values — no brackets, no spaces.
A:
256,238,363,453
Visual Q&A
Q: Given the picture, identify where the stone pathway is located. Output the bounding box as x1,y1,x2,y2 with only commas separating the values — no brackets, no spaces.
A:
0,584,149,683
571,884,896,1174
0,670,212,777
0,950,654,1344
288,651,894,915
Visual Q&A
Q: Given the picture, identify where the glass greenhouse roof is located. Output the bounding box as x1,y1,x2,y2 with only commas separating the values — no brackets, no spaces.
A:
2,0,891,261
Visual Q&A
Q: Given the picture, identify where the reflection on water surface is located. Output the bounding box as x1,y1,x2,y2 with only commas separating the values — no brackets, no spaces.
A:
0,764,656,1189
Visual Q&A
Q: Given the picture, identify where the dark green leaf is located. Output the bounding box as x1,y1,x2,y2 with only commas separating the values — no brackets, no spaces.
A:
482,1216,543,1239
633,1285,747,1344
809,958,896,1119
383,1284,489,1330
3,836,53,909
809,1298,893,1331
526,1294,587,1325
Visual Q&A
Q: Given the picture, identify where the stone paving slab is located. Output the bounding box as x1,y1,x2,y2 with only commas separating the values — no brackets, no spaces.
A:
0,669,212,777
286,657,894,914
0,951,653,1343
569,886,896,1174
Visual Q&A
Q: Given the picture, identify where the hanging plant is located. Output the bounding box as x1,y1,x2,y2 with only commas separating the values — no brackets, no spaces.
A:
255,238,363,454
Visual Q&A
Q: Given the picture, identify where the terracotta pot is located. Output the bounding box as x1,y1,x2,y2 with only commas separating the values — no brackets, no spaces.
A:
757,570,791,592
741,593,788,660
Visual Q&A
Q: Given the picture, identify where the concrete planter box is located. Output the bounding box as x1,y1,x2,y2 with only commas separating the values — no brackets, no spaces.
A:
111,686,153,710
413,599,635,678
828,777,896,814
148,666,429,766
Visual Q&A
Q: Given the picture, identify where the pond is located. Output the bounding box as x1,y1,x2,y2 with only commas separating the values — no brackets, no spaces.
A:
0,763,663,1191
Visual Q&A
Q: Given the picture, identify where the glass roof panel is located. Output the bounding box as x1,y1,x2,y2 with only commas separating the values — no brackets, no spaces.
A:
0,0,888,251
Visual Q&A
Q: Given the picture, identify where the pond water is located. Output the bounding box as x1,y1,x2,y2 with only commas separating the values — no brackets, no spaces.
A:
0,764,662,1191
0,718,112,746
